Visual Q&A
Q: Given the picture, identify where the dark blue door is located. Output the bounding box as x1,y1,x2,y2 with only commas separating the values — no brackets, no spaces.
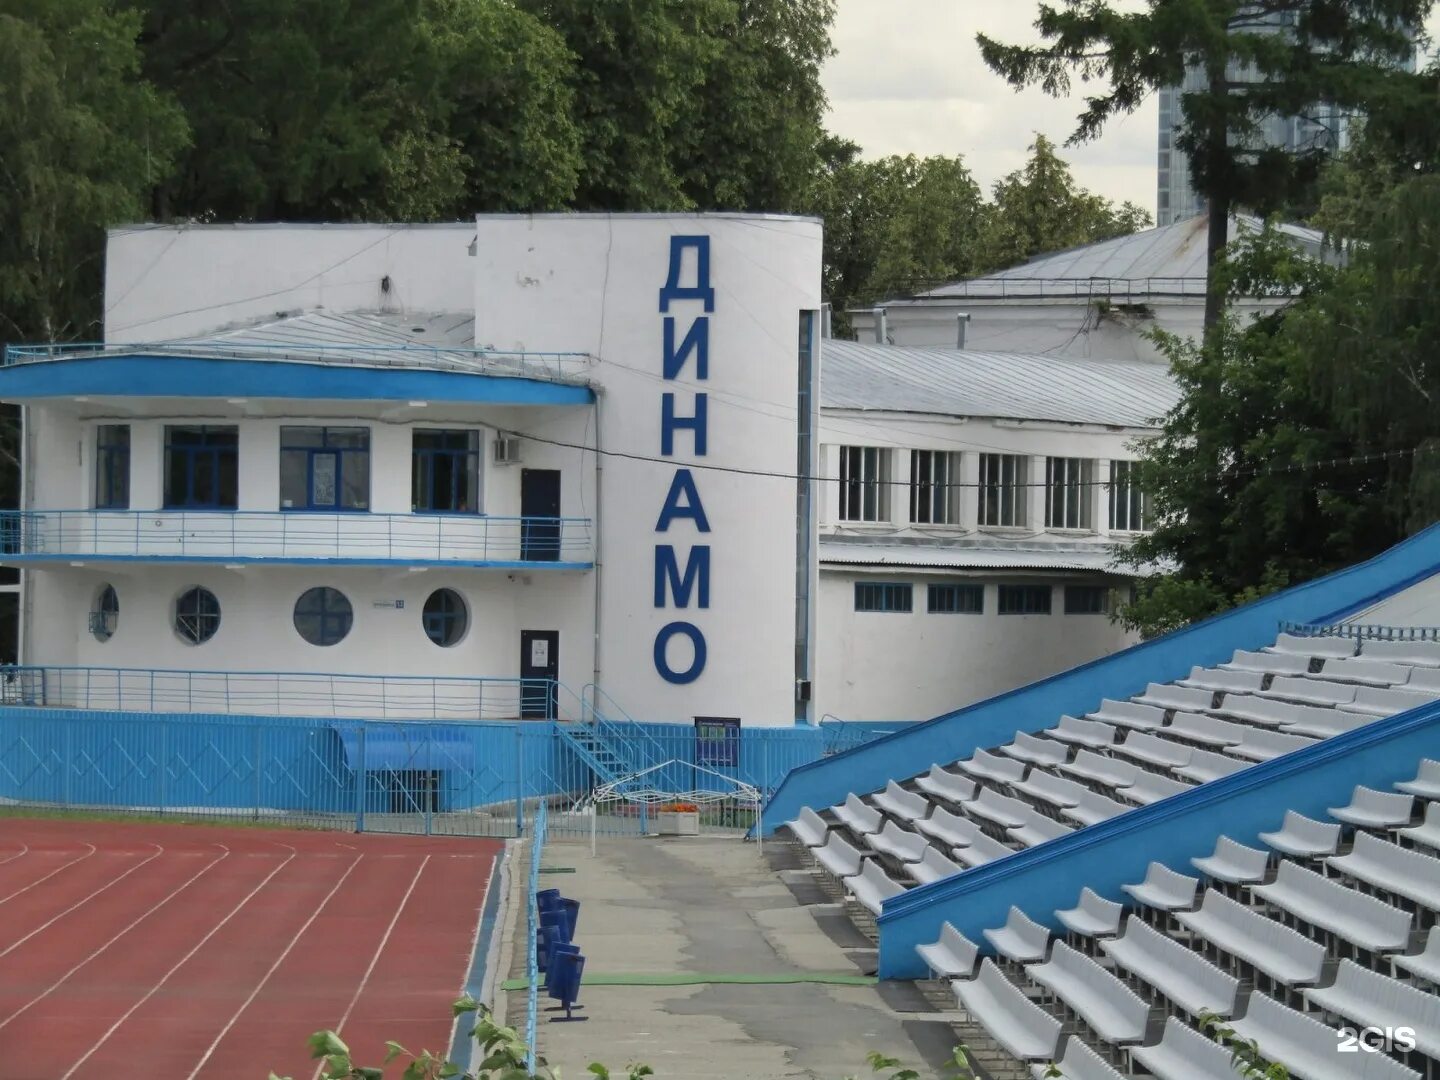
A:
521,469,561,561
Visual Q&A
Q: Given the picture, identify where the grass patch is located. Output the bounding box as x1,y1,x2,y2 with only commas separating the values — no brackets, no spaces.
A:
0,804,344,831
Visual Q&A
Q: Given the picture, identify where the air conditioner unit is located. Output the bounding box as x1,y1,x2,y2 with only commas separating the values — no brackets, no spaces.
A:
493,436,522,465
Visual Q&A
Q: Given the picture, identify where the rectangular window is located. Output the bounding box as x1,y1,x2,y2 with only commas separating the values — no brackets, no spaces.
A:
280,426,370,510
1046,457,1095,530
838,446,890,522
413,429,482,513
909,450,960,525
1109,460,1152,532
1065,585,1111,615
854,581,912,613
164,425,238,509
94,425,130,509
927,583,983,614
978,453,1027,527
998,584,1052,615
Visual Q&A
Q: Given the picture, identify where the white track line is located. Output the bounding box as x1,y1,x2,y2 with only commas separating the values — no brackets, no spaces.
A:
181,854,366,1080
0,844,95,907
55,846,299,1079
311,855,431,1080
0,846,28,868
0,844,165,960
0,845,234,1033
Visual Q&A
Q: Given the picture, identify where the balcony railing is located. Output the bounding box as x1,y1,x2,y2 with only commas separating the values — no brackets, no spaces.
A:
0,509,593,566
0,664,564,721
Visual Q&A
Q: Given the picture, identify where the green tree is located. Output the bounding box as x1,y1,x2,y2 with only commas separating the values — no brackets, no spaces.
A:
975,134,1151,269
978,0,1429,328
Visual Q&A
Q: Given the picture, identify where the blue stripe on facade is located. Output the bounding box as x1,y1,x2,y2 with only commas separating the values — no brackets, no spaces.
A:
0,356,594,406
0,554,594,570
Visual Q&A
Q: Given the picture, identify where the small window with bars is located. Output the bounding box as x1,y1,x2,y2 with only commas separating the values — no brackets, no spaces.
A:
838,446,891,522
927,583,983,614
909,450,960,525
1046,457,1095,530
854,581,912,613
1109,460,1152,532
1064,585,1110,615
998,584,1052,615
978,453,1027,527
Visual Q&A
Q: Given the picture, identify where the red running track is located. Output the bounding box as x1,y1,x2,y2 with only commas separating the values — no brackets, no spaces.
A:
0,818,501,1079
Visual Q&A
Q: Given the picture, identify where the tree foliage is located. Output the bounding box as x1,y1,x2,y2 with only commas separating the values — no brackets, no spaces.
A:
978,0,1430,325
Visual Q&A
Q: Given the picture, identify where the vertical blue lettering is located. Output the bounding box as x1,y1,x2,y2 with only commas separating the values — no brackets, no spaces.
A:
663,317,709,380
658,236,715,313
653,621,708,684
654,545,711,608
661,392,708,457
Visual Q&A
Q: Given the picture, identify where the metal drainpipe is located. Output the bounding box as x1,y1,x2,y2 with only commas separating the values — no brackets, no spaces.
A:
590,390,604,706
18,404,31,665
956,312,971,349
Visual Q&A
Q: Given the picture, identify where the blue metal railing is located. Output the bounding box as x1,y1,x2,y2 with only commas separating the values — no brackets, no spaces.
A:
0,664,563,721
2,341,594,382
1279,619,1440,642
0,509,593,565
525,799,549,1072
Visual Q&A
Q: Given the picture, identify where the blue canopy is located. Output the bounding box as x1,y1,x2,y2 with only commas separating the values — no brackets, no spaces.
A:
335,725,476,771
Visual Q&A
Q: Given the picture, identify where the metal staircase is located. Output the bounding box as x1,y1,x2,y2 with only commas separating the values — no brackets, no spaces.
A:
554,684,666,792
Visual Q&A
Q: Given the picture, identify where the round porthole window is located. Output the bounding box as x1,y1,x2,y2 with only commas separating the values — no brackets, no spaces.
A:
422,588,467,647
174,586,221,645
293,586,353,647
91,585,119,642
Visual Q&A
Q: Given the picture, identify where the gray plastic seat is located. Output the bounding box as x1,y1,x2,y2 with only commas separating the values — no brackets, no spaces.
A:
1059,750,1139,791
1328,785,1414,828
916,806,984,849
1121,862,1199,912
914,765,979,805
1393,925,1440,985
1228,726,1317,762
1302,959,1440,1061
1055,887,1124,939
1101,915,1239,1017
1179,664,1265,694
1231,991,1422,1080
1177,889,1325,987
1408,666,1440,692
1252,861,1411,953
1008,807,1074,848
1118,770,1194,806
1360,638,1440,667
1327,831,1440,909
1396,757,1440,799
1191,836,1270,884
868,819,928,863
1129,1016,1242,1080
1086,699,1166,731
1046,714,1118,749
786,806,829,847
1398,799,1440,850
832,792,883,835
1028,940,1150,1044
814,831,866,878
1001,731,1070,768
1173,748,1252,784
1269,632,1355,659
1280,707,1377,738
966,788,1031,830
1165,710,1246,748
845,859,905,915
1342,684,1438,716
872,779,931,823
1320,656,1411,686
1029,1038,1125,1080
1113,731,1191,770
1061,789,1129,827
1223,649,1311,676
1262,675,1356,706
1259,810,1341,858
1012,768,1089,809
1214,692,1313,728
983,906,1051,963
952,960,1062,1063
958,748,1027,786
1133,681,1213,712
915,921,978,979
953,831,1018,868
906,844,962,886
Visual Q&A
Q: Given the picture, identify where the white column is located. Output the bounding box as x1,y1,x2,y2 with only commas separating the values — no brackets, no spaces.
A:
1027,455,1047,530
1093,458,1112,537
959,451,979,530
130,421,164,511
238,421,278,511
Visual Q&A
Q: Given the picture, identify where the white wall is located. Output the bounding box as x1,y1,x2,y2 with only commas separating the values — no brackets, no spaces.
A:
472,215,824,727
815,571,1136,723
104,224,475,342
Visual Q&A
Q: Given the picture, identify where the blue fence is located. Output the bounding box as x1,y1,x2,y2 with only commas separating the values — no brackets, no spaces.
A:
0,709,897,837
525,800,548,1072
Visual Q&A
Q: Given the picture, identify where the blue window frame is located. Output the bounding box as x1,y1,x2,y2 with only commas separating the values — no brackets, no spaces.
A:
927,583,983,614
90,584,119,641
998,584,1052,615
413,429,481,513
422,588,468,647
280,426,370,510
293,587,353,646
95,425,130,509
174,586,221,644
854,581,912,613
164,426,238,509
1064,585,1110,615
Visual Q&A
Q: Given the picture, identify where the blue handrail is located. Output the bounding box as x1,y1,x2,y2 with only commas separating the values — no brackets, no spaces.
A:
3,341,594,373
525,799,548,1071
0,508,592,564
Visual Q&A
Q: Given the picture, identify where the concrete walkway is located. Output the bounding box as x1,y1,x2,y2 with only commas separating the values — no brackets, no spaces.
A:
495,834,965,1079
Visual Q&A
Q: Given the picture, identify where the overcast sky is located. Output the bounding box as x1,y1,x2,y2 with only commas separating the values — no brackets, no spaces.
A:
821,1,1160,213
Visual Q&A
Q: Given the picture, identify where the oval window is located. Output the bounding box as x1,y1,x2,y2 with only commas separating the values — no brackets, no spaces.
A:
422,588,467,647
92,585,119,642
294,586,353,646
174,586,221,645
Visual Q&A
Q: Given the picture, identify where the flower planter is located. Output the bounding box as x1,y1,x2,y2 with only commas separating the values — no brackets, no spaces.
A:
656,810,700,836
